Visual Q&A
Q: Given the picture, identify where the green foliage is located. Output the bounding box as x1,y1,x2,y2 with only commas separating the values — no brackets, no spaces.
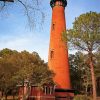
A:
0,48,54,97
69,52,83,90
64,12,100,51
64,12,100,99
74,95,92,100
0,48,18,57
69,52,92,94
30,65,54,86
94,49,100,78
69,51,100,96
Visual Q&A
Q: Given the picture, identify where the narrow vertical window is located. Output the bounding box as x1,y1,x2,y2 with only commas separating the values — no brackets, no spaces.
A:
50,50,54,59
52,23,55,30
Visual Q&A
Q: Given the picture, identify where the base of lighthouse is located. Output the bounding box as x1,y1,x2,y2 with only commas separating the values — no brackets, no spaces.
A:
17,81,75,100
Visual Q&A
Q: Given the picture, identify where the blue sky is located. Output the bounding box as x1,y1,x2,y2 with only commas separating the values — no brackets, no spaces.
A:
0,0,100,61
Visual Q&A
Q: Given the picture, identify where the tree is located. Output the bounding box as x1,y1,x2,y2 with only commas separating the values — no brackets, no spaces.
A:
30,65,54,86
0,48,54,99
0,0,44,29
69,51,100,96
64,12,100,100
94,48,100,79
69,53,83,91
0,48,18,99
69,52,92,95
94,49,100,96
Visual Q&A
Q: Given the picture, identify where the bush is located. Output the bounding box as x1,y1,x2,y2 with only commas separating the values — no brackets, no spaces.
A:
73,95,92,100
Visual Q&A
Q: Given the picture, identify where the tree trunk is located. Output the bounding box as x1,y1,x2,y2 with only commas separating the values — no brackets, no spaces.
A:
85,84,88,96
0,91,4,100
13,95,15,100
5,94,7,100
0,91,2,99
89,57,97,100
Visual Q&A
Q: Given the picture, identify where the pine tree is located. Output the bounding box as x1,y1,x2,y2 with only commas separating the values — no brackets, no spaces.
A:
64,12,100,100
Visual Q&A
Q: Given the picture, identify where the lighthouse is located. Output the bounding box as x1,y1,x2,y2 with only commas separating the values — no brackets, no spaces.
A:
48,0,71,89
18,0,74,99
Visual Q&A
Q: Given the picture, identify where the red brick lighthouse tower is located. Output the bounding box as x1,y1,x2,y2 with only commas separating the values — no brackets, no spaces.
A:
48,0,71,90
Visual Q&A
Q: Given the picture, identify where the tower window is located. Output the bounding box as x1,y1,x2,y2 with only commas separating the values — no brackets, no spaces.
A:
50,50,54,59
52,23,55,30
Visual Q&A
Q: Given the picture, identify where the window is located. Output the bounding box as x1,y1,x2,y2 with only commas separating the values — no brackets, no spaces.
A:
50,50,54,59
43,86,54,95
52,23,55,30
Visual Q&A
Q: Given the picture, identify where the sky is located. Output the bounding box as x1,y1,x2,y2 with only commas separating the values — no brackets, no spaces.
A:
0,0,100,62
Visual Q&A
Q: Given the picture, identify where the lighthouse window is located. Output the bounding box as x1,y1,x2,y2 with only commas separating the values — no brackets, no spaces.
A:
52,23,55,30
50,50,54,59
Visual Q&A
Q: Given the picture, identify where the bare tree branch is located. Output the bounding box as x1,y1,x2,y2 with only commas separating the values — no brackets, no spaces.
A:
0,2,5,12
0,0,45,29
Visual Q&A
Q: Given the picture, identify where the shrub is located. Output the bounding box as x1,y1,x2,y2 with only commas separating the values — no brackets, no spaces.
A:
73,95,92,100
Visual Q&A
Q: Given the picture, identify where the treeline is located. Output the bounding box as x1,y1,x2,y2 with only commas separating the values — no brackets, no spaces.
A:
0,48,54,99
64,12,100,100
0,48,100,99
69,51,100,96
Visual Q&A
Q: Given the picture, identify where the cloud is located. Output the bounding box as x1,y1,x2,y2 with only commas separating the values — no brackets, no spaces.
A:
0,32,49,61
0,34,29,50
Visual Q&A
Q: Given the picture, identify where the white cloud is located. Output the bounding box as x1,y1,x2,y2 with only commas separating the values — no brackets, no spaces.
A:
0,32,49,62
